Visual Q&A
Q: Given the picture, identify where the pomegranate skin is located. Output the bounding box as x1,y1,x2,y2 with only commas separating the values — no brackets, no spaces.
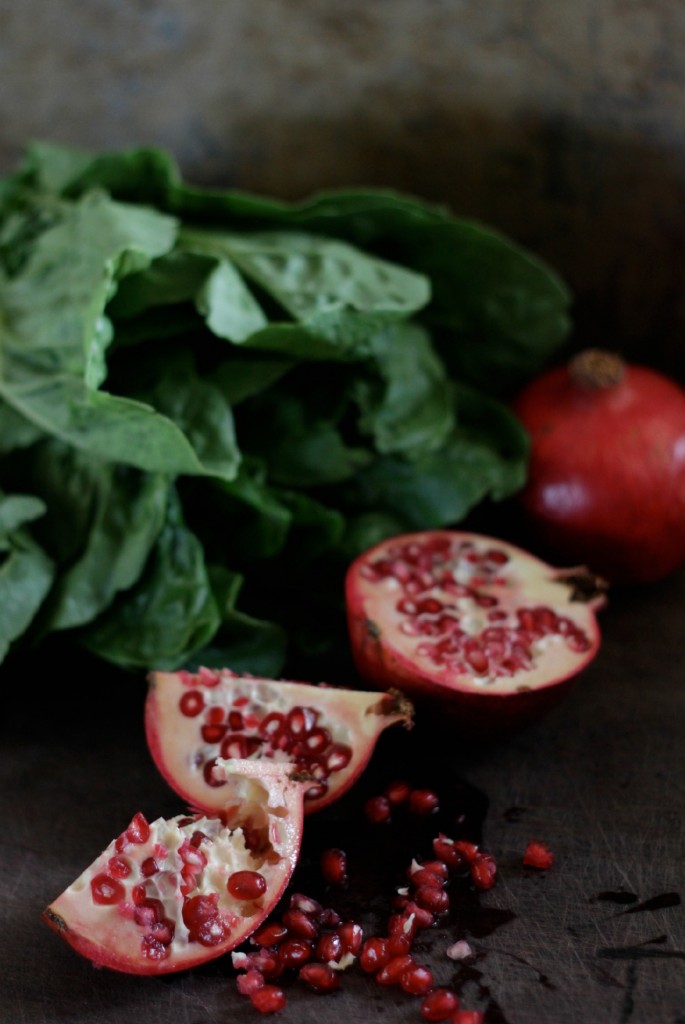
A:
513,353,685,584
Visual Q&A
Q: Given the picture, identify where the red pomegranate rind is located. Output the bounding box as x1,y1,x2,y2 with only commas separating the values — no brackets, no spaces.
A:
42,760,306,975
145,670,412,815
345,531,604,735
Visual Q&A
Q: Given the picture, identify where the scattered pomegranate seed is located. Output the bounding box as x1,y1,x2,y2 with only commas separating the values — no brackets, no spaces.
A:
411,867,447,889
252,922,289,948
470,853,497,891
320,848,348,886
400,962,434,995
337,921,364,955
281,908,318,940
451,1011,485,1024
315,931,343,964
277,938,313,969
376,954,415,985
384,779,412,804
387,931,414,957
90,874,125,905
299,962,340,992
446,939,473,961
364,795,392,823
236,969,265,996
360,936,391,973
420,987,460,1020
408,788,440,815
415,885,450,914
250,984,287,1014
433,835,467,869
523,839,555,870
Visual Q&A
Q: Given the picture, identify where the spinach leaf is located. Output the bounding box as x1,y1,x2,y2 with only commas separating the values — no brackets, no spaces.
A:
81,489,220,670
0,491,54,660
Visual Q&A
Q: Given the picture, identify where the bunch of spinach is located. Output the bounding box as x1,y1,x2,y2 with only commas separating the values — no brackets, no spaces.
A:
0,142,571,678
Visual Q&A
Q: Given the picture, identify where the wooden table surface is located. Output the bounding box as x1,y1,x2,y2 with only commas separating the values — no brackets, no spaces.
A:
2,567,684,1024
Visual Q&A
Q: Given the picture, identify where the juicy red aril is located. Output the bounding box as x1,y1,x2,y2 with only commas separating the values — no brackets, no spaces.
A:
523,840,555,869
415,885,449,914
140,857,159,877
411,867,447,889
236,969,265,996
141,934,171,961
277,938,313,969
388,931,413,957
320,848,348,886
360,936,390,973
408,788,440,815
384,779,411,804
282,909,318,940
452,1013,485,1024
107,855,131,879
401,962,434,995
421,987,460,1021
315,931,343,963
126,812,150,845
90,873,125,905
365,795,391,823
470,853,497,890
202,757,225,787
134,898,164,928
201,723,226,743
250,984,287,1014
402,901,434,930
337,921,364,955
179,690,205,717
433,835,467,869
376,954,414,985
252,922,289,948
299,962,340,992
182,893,227,946
227,870,267,900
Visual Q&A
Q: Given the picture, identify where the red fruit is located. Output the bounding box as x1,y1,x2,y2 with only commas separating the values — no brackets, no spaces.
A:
513,348,685,584
250,984,287,1013
401,962,434,995
364,795,392,823
360,936,391,973
421,987,460,1020
146,670,412,814
470,854,497,891
384,779,412,804
523,839,555,870
408,788,440,815
376,954,415,985
345,530,604,735
42,760,306,974
452,1013,485,1024
299,962,340,992
320,848,348,886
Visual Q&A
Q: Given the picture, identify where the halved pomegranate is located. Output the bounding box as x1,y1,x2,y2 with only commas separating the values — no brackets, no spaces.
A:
145,669,413,814
345,530,605,735
42,759,307,974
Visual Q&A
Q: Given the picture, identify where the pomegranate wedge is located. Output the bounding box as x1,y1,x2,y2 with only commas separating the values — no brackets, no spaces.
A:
345,530,605,735
145,669,413,814
42,760,307,974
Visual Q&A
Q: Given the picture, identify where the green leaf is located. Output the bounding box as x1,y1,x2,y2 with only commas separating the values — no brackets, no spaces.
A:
81,490,220,670
0,538,54,661
0,493,46,539
0,375,229,477
354,322,454,459
0,191,177,387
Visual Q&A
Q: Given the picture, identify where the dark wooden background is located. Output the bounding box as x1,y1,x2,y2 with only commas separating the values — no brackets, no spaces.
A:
2,3,685,1020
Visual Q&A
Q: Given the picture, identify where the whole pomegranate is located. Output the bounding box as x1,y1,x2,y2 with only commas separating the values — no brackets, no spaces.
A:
512,349,685,583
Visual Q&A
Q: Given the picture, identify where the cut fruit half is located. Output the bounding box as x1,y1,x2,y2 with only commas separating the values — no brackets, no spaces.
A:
42,759,307,974
345,530,605,735
145,668,413,814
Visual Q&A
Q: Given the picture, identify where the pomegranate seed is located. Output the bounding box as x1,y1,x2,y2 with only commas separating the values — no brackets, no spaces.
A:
252,922,289,948
90,873,125,905
289,892,323,917
433,835,467,869
360,936,390,973
411,867,447,889
470,853,497,890
388,912,418,940
408,788,440,815
401,962,434,995
388,931,413,956
365,795,392,823
227,870,267,900
410,860,448,883
277,938,313,969
376,954,415,985
126,812,150,844
236,969,265,996
131,884,147,906
179,690,205,716
384,779,411,804
416,885,450,914
250,984,287,1014
315,931,343,963
107,855,131,879
318,906,342,929
140,857,158,877
326,743,353,772
182,893,227,946
452,1011,484,1023
446,940,473,961
282,909,318,940
337,921,364,955
523,840,555,869
421,987,460,1020
320,848,348,886
299,962,340,992
141,934,171,961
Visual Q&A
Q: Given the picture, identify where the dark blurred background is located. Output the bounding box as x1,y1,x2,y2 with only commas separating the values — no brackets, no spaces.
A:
2,0,684,378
